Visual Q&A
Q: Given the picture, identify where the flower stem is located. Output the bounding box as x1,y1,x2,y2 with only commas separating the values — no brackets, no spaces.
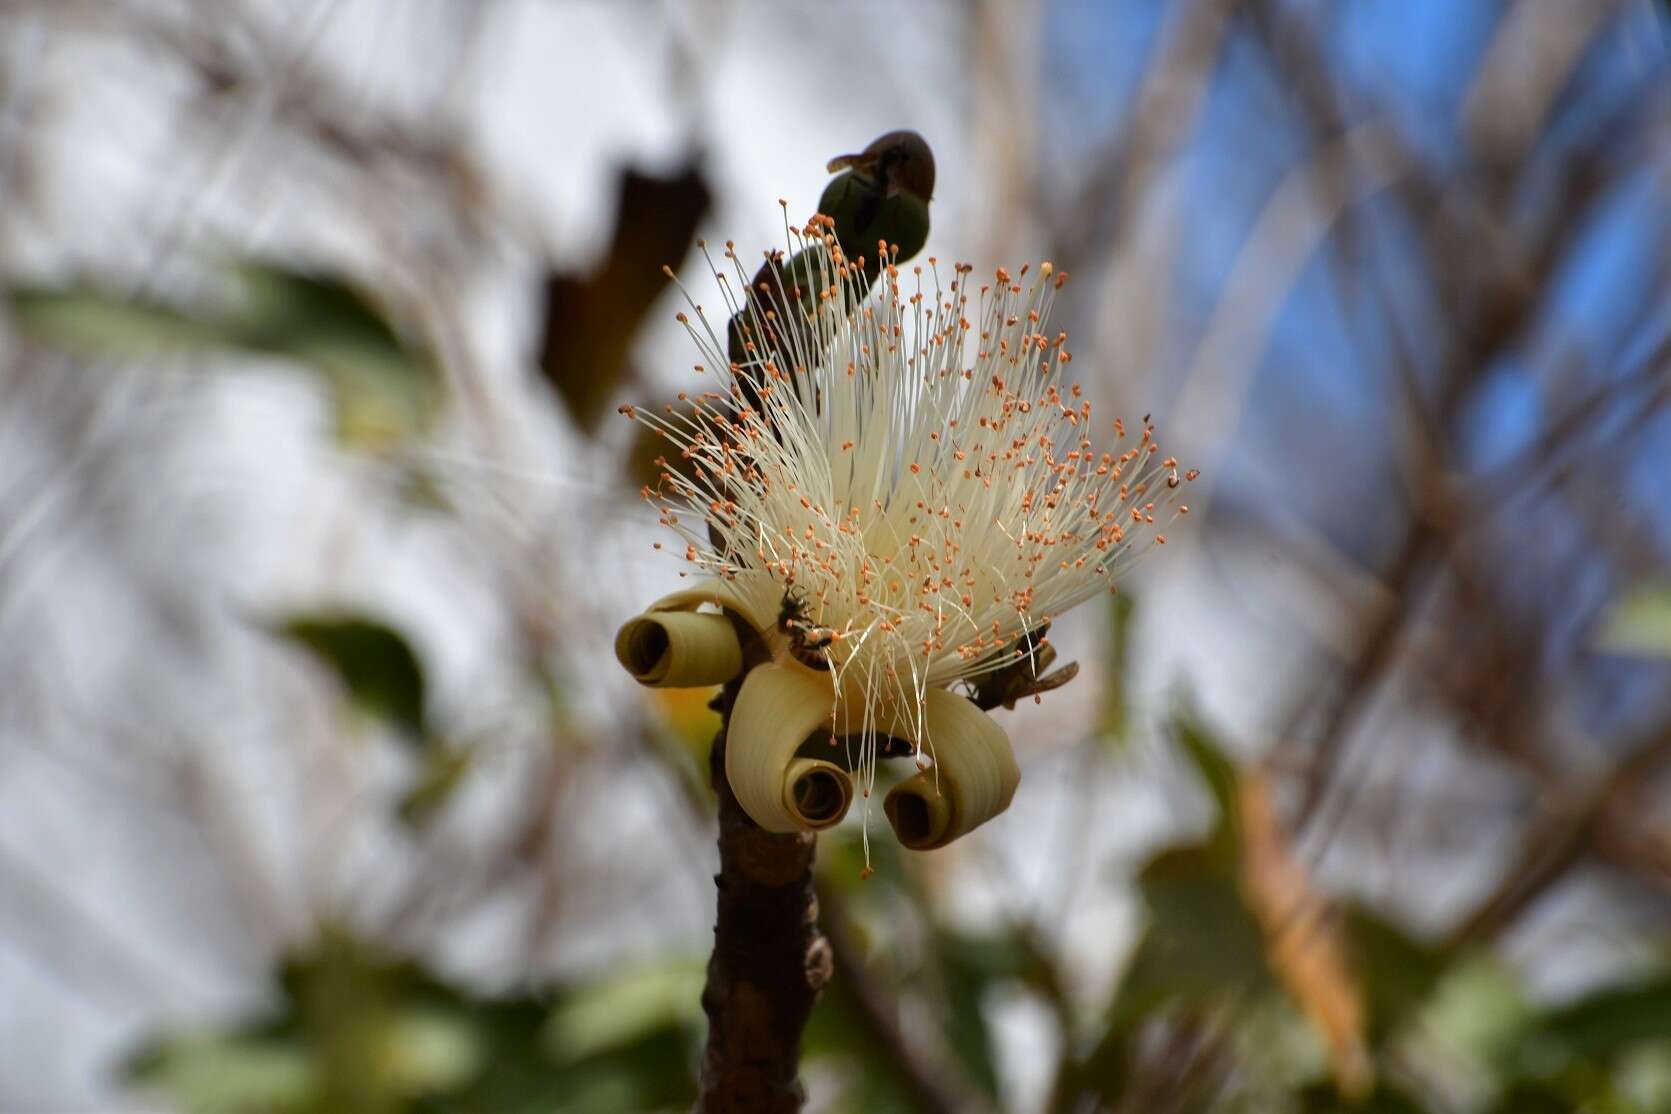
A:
695,671,832,1112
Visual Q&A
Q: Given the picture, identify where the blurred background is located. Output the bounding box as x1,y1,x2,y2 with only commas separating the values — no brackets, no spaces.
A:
2,1,1670,1112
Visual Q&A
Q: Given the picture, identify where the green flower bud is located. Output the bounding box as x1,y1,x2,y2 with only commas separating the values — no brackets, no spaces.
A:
819,130,935,276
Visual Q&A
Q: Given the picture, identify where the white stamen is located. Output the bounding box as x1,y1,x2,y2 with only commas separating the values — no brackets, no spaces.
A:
626,221,1192,805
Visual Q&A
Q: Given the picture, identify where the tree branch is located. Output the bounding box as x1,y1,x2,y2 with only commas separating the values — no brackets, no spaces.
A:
695,673,832,1113
1450,727,1671,945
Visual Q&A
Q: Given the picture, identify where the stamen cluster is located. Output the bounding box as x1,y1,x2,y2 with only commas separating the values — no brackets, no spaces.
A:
622,216,1193,789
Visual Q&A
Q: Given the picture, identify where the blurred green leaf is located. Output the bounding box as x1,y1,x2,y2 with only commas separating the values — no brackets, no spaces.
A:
933,929,1044,1099
1099,715,1385,1106
291,930,414,1114
232,265,435,449
7,262,437,451
1483,1079,1576,1114
815,820,906,899
433,997,565,1114
537,1021,699,1114
1173,715,1241,854
1115,844,1272,1022
277,614,428,743
1108,717,1268,1021
1534,974,1671,1061
1113,717,1251,1048
1618,1041,1671,1112
1298,1079,1428,1113
397,746,473,827
1341,906,1452,1043
1099,591,1137,746
545,960,705,1063
1235,995,1333,1094
802,973,923,1114
7,284,231,353
127,1032,315,1114
1064,1026,1134,1108
538,162,711,432
1597,584,1671,657
1420,957,1535,1077
1405,960,1671,1114
128,928,702,1114
232,265,405,353
382,1009,482,1094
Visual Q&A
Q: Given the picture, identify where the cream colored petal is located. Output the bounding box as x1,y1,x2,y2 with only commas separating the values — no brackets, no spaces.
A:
727,661,849,833
614,578,771,688
643,578,776,634
782,757,853,831
614,609,742,687
883,688,1019,850
643,581,740,616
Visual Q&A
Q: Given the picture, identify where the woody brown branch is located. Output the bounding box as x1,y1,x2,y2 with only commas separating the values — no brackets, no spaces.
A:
695,660,832,1114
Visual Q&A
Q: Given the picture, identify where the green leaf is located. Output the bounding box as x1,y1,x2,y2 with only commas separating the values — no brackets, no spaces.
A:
7,284,232,354
553,1032,700,1114
1299,1079,1429,1113
277,614,428,743
397,747,474,827
933,929,1043,1098
1114,844,1271,1022
126,1033,315,1114
1420,957,1535,1076
382,1008,483,1094
231,265,406,353
1536,975,1671,1061
1598,584,1671,658
803,978,922,1114
1341,905,1452,1042
1102,715,1268,1027
545,960,705,1063
1618,1041,1671,1112
126,927,703,1114
8,262,439,451
815,825,905,897
438,999,568,1114
1099,591,1137,746
1172,713,1242,856
229,264,436,450
1483,1079,1577,1114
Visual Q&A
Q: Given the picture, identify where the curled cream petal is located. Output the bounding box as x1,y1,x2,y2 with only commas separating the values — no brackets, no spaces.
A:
727,661,846,833
782,757,854,831
883,688,1019,850
614,609,742,687
643,579,776,634
614,578,771,688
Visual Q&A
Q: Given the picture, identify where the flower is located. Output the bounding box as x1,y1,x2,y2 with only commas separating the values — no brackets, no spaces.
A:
617,216,1193,848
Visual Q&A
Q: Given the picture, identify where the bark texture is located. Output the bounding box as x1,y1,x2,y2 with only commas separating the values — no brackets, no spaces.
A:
694,674,832,1113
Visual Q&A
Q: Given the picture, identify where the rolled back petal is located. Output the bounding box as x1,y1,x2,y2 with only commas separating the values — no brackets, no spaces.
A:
637,580,777,636
614,609,742,687
727,661,849,833
883,688,1019,850
782,757,854,831
614,579,770,688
